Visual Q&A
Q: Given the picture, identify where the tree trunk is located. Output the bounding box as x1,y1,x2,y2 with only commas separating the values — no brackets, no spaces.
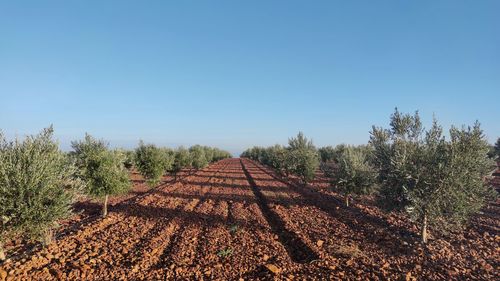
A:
0,241,5,261
422,214,428,243
102,195,109,218
345,196,349,207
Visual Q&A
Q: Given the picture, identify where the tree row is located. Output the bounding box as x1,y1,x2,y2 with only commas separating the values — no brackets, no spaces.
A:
241,109,499,243
0,130,231,261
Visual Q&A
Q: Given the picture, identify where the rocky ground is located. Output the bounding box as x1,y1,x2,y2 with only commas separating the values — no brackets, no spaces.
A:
0,158,498,280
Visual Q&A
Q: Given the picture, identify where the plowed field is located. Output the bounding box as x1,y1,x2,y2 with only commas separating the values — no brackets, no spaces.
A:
1,158,498,280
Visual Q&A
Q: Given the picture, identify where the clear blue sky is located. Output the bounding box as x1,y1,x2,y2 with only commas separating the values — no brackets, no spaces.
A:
1,1,499,155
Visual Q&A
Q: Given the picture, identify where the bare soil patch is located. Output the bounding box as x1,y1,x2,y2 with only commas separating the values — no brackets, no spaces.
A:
1,159,498,280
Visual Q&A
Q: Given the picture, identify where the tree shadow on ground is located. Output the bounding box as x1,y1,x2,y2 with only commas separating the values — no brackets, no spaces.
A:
244,159,419,257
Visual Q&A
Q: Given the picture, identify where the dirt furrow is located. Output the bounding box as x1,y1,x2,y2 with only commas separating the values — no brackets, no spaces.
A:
148,161,230,279
191,160,286,279
240,159,319,264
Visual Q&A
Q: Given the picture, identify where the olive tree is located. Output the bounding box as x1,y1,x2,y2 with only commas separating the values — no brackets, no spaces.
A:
161,147,175,172
134,141,170,187
331,146,377,207
171,147,192,179
319,144,347,177
265,145,289,176
71,134,131,217
0,127,82,260
318,146,337,163
241,146,264,162
286,132,320,184
122,149,135,170
203,146,215,163
190,145,208,169
370,109,494,243
212,148,232,161
242,135,319,183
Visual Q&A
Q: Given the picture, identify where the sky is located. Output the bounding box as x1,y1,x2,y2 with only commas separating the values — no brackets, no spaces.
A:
1,1,499,156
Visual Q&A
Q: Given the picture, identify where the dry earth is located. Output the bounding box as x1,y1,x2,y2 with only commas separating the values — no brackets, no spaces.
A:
0,158,498,280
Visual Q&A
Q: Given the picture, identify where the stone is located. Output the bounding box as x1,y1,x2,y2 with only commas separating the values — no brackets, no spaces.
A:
265,264,281,274
0,269,7,281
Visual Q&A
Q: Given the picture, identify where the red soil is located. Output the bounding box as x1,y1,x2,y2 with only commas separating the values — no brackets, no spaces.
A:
0,158,498,280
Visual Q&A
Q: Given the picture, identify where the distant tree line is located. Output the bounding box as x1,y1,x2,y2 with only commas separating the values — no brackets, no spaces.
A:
241,132,320,184
0,129,231,261
134,142,232,185
242,109,497,243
